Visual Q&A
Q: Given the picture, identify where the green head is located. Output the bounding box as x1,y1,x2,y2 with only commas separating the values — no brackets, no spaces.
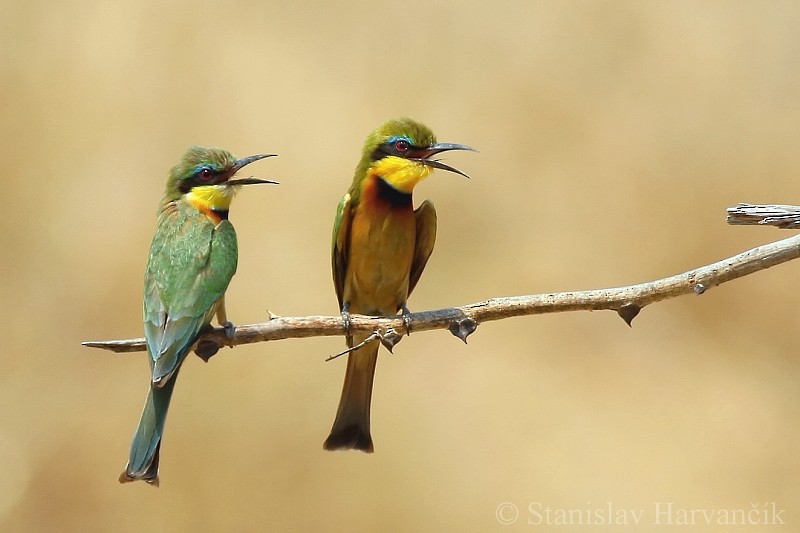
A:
354,117,475,194
164,146,277,202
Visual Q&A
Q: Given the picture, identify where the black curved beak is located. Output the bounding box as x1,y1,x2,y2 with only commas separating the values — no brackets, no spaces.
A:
409,143,476,179
232,153,277,172
226,153,279,186
226,177,279,186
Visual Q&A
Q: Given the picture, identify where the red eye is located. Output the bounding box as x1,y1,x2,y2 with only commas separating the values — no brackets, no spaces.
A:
198,168,213,181
394,139,410,152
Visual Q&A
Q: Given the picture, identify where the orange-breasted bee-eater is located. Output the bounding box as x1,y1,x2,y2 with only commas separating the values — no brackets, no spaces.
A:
324,118,474,452
119,146,276,485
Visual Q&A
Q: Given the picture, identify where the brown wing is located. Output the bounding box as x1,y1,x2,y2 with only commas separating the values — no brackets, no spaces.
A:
408,199,437,297
332,193,353,309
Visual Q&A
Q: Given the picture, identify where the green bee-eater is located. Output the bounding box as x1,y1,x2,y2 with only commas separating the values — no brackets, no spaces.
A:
324,118,474,452
119,146,276,485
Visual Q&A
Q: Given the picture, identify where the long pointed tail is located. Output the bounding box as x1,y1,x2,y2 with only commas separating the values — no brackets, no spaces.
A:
119,371,179,486
324,334,379,452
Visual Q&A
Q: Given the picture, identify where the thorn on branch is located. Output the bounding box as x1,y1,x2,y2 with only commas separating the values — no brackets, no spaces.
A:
616,304,641,327
194,339,220,362
379,327,403,353
449,317,478,343
193,323,236,361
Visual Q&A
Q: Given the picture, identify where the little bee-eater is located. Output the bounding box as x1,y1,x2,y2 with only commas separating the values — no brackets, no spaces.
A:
324,118,474,452
120,146,276,485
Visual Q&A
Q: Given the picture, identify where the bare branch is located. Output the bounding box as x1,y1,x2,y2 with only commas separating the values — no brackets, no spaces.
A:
727,203,800,229
82,231,800,354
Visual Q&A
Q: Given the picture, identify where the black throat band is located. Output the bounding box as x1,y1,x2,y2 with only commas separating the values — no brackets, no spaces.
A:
211,209,229,220
376,177,412,208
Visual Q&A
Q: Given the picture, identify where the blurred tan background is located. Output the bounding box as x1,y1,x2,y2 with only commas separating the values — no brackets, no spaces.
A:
2,1,799,531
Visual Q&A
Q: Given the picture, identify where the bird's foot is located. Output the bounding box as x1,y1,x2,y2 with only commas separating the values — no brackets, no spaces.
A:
222,321,236,340
340,304,352,334
400,305,413,336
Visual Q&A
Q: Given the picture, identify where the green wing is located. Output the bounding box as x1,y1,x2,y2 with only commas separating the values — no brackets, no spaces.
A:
143,201,238,384
331,193,353,309
408,199,437,297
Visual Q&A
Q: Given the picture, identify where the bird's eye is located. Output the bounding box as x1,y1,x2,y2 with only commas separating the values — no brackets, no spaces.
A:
394,139,410,152
198,168,214,181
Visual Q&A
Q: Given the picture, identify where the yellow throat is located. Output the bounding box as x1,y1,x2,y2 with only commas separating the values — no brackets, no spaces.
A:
185,184,239,211
370,156,433,194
